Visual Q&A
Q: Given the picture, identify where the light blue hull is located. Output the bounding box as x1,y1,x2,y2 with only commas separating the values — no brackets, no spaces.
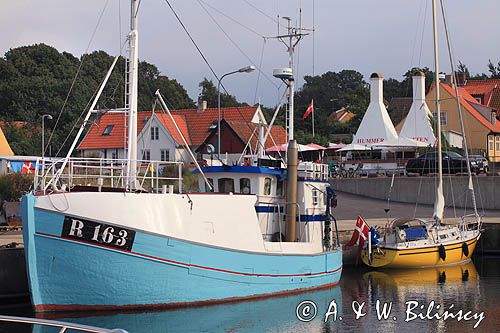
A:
22,194,342,312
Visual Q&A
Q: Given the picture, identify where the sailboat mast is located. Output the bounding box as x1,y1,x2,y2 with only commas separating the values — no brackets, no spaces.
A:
432,0,445,224
126,0,140,190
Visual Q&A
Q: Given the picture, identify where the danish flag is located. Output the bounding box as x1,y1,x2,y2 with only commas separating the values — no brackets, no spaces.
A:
345,216,370,260
21,162,35,174
303,100,314,120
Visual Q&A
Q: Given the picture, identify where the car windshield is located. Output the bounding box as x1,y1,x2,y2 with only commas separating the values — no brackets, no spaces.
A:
445,152,463,159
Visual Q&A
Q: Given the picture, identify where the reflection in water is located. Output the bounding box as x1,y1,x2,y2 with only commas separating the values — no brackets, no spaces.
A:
35,287,342,333
4,258,500,332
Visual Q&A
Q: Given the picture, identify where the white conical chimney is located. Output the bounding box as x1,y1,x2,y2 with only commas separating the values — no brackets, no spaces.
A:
399,72,435,145
352,73,398,145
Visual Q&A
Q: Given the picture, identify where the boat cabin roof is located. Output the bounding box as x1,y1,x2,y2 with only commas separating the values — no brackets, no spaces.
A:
193,165,284,177
390,218,430,228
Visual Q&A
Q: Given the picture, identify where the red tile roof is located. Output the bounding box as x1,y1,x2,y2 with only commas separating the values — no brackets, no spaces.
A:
440,82,500,133
224,120,287,149
462,79,500,111
154,113,190,145
78,106,258,150
78,112,150,149
172,106,258,146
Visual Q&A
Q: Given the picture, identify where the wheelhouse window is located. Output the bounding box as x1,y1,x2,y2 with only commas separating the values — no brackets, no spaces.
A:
218,178,234,193
151,127,159,140
102,125,114,136
206,178,214,192
312,189,319,206
240,178,251,194
160,149,170,161
276,179,284,197
264,178,272,195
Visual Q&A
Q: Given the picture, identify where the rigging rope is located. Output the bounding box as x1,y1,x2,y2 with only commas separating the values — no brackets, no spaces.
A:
46,0,110,156
196,0,278,90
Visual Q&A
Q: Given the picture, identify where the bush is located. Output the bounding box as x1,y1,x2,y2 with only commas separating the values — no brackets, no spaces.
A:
0,174,34,201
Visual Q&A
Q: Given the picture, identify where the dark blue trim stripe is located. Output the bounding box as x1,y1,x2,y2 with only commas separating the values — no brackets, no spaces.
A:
300,215,327,222
255,206,284,213
193,166,284,175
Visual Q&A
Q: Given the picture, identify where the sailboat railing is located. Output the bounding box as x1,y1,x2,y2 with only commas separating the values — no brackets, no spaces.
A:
0,315,127,333
34,157,184,194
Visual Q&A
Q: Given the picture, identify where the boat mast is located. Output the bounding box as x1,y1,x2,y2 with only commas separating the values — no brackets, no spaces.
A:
126,0,140,190
432,0,445,224
439,0,479,220
277,17,305,242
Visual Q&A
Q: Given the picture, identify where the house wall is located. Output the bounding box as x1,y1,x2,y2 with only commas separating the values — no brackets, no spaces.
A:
138,116,179,162
488,133,500,163
426,85,490,152
198,123,246,155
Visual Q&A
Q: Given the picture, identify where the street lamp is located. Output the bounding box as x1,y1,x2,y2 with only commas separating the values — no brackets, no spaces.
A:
41,114,53,158
217,65,256,159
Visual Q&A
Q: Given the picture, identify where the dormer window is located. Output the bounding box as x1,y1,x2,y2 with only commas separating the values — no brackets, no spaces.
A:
208,122,217,130
102,125,114,136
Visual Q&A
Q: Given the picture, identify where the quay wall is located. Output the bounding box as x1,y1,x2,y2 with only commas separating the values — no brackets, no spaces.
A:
330,176,500,210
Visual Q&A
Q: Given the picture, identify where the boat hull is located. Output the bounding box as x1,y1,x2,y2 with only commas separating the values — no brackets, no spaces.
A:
22,194,342,312
360,235,479,268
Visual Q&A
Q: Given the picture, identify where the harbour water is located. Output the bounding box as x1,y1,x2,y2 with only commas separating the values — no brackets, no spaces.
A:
1,256,499,332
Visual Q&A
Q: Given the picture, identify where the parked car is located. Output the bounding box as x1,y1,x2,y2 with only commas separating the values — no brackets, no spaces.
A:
406,151,479,175
469,155,489,173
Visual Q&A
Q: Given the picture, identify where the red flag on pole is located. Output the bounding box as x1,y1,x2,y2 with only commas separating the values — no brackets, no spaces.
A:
303,99,314,120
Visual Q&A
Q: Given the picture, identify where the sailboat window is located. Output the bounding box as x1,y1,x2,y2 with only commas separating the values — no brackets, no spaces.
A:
240,178,251,194
102,125,114,136
206,178,214,192
218,178,234,193
264,178,272,195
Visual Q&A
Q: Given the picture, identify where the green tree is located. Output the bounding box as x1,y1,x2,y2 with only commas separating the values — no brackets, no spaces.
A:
487,59,500,78
0,44,195,156
198,78,245,108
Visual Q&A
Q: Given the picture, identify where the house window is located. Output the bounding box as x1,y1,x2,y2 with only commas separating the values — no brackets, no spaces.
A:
160,149,170,161
475,96,483,104
142,149,151,161
432,111,447,126
206,178,214,192
218,178,234,193
102,125,114,136
151,127,159,140
264,178,272,196
496,137,500,151
111,151,118,159
489,137,495,151
240,178,251,194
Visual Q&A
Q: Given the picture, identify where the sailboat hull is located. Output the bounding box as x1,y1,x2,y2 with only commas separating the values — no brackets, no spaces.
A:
22,193,342,312
361,235,479,268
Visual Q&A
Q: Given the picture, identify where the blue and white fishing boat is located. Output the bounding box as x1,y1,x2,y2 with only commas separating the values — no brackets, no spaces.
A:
22,0,342,312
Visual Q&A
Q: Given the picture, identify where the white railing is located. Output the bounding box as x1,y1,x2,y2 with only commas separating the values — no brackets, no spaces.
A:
34,157,184,194
298,162,329,181
0,315,127,333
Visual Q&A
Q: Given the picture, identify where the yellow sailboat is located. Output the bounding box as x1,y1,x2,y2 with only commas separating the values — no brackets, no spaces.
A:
361,0,482,269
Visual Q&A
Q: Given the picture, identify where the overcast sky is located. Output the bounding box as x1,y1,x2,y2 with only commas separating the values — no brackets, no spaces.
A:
1,0,499,107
